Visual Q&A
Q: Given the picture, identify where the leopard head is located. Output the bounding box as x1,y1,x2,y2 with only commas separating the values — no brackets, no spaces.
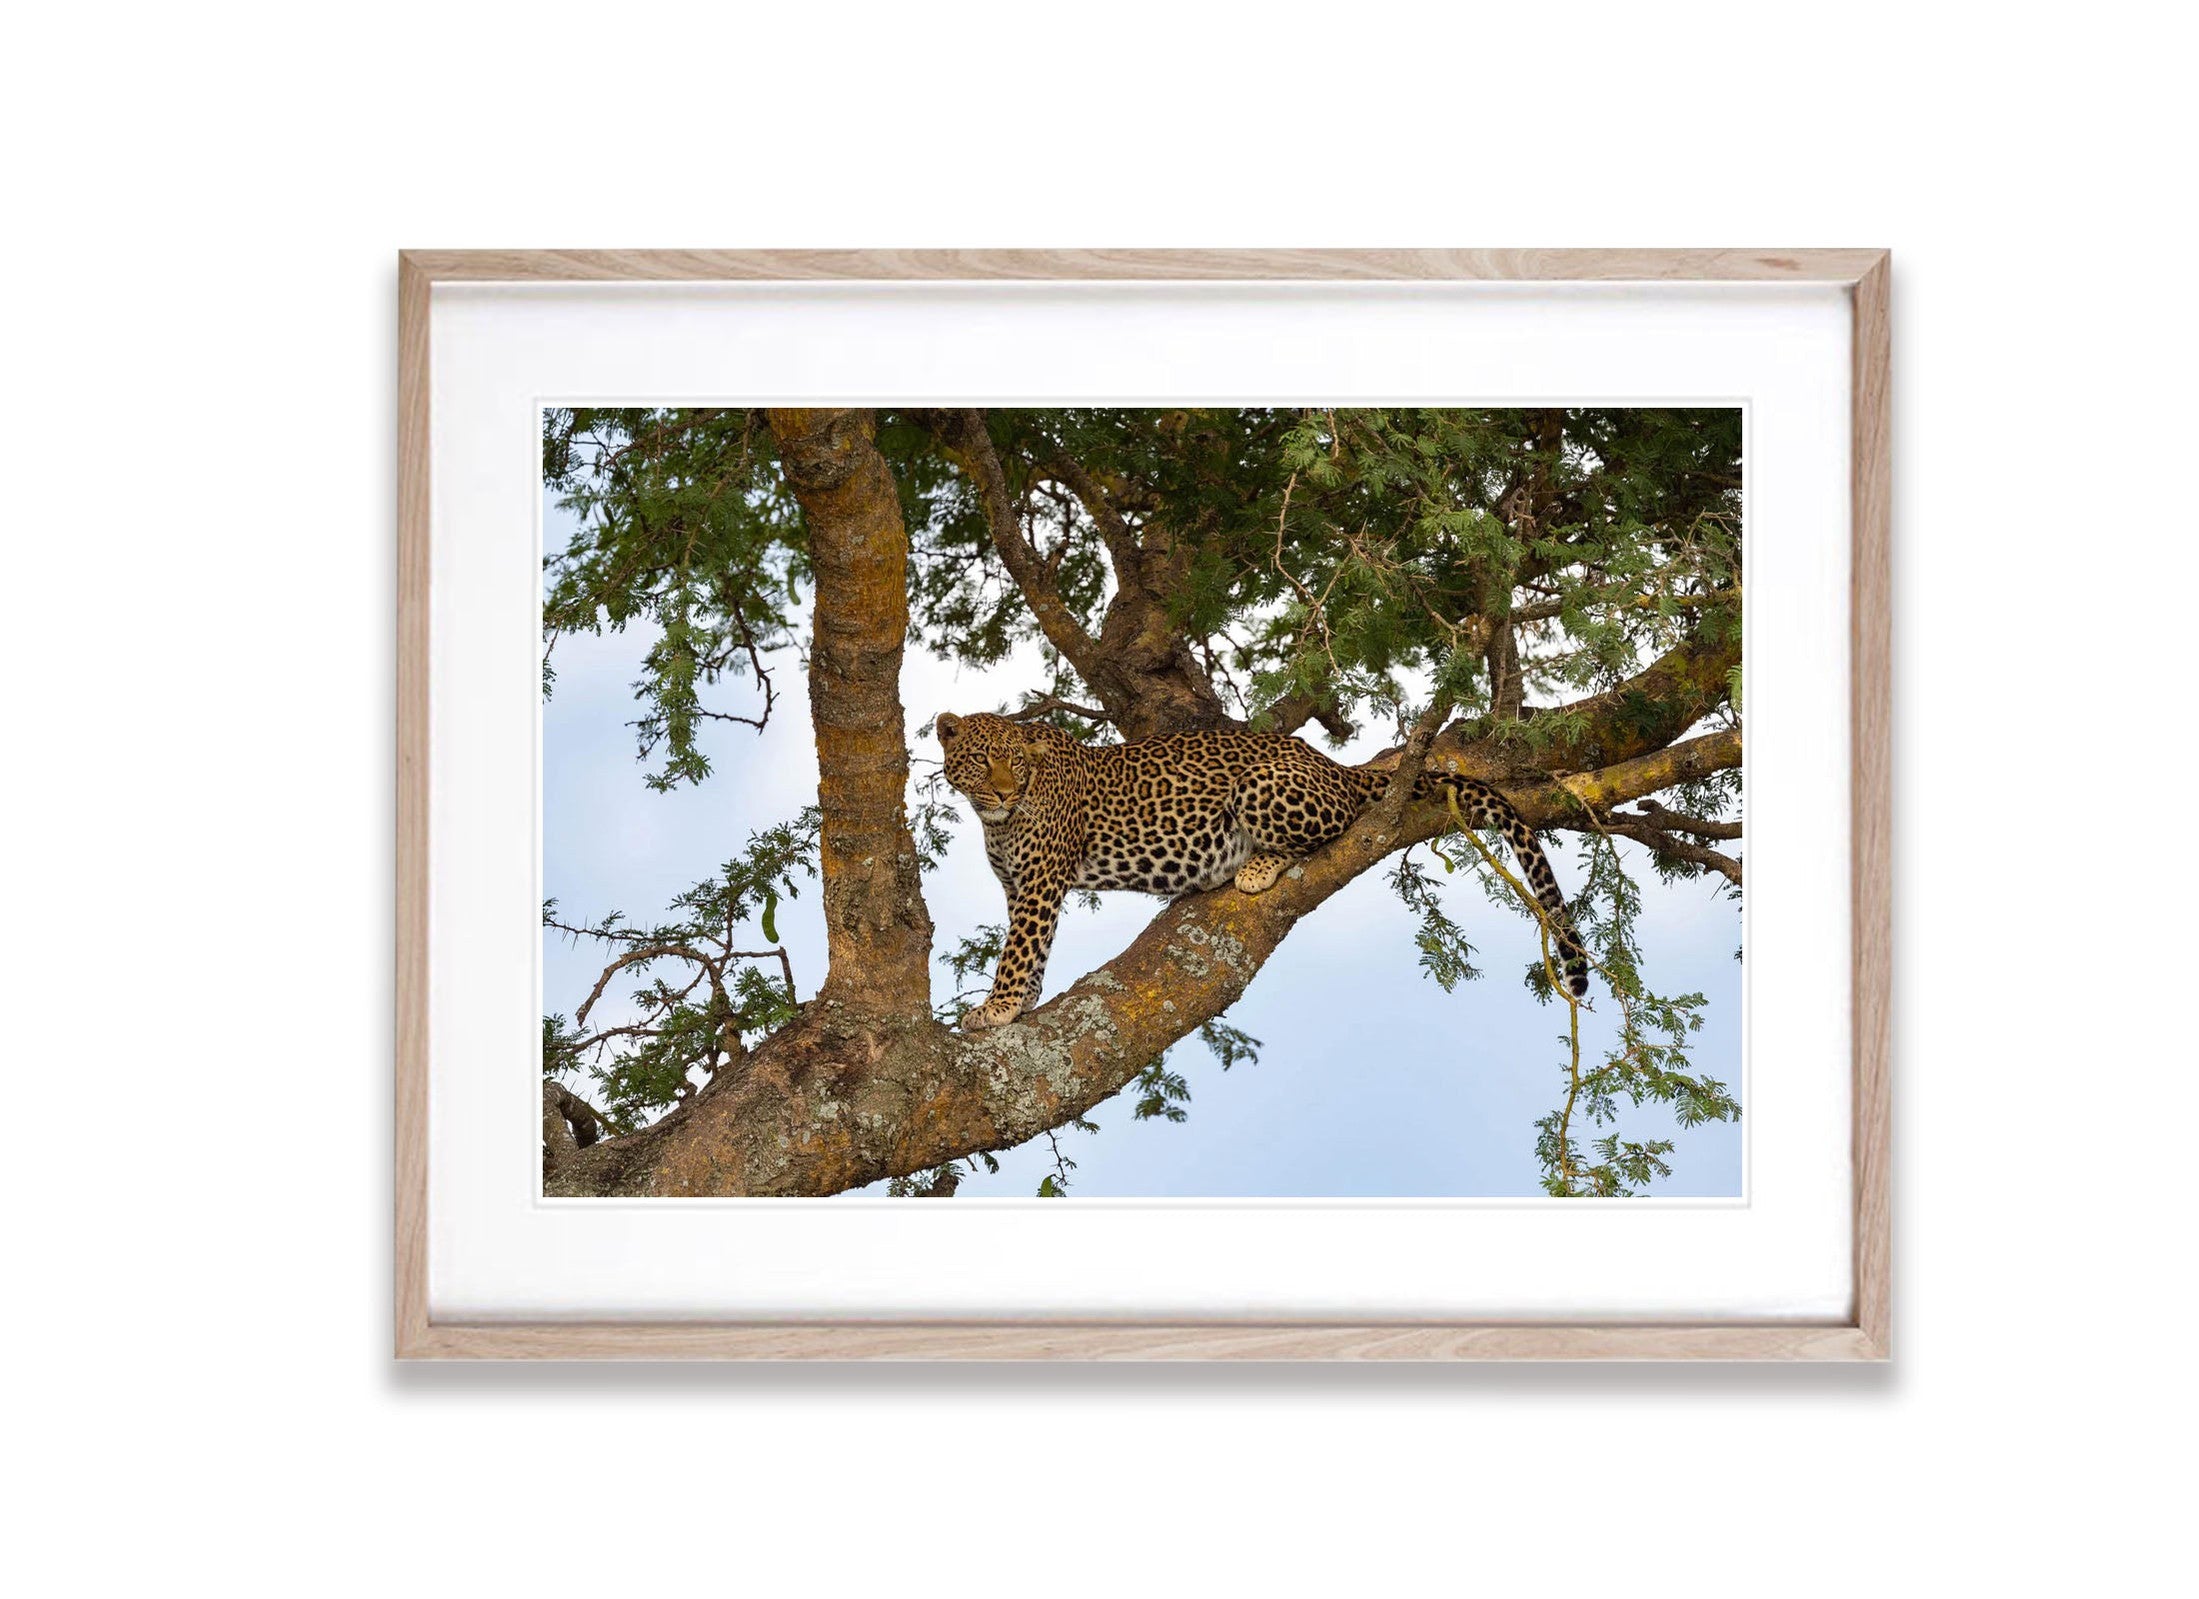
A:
936,712,1050,823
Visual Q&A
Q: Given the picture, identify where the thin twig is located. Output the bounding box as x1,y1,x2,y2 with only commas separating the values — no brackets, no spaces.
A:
1444,791,1585,1186
729,948,799,1004
573,943,729,1029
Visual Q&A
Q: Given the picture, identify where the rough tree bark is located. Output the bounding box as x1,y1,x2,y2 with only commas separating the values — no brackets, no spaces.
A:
765,408,934,1017
925,409,1231,739
543,408,1742,1197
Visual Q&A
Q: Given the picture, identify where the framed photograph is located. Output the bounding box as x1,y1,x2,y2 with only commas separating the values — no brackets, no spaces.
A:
397,249,1889,1359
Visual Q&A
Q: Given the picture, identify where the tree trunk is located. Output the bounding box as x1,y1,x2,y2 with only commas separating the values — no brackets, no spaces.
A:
765,408,934,1017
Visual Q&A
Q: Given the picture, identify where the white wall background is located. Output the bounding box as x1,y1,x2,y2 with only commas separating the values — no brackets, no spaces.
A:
6,2,2191,1593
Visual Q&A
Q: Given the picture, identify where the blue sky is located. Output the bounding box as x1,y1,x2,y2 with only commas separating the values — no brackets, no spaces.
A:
543,495,1744,1198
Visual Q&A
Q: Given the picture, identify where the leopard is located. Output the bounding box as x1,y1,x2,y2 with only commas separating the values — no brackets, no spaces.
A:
935,710,1589,1030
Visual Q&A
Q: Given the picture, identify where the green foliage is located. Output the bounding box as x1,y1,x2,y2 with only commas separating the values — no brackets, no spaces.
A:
1248,407,1739,728
1197,1020,1262,1072
907,779,961,872
541,809,819,1129
543,408,803,788
884,1151,1000,1199
1388,853,1483,991
935,921,1006,1025
1130,1061,1192,1122
1513,830,1741,1197
546,407,1740,775
1035,1120,1098,1197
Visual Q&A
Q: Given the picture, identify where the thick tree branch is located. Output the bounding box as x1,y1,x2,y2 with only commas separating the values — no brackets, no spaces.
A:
1379,694,1453,829
920,410,1231,739
1486,619,1525,722
1525,727,1742,816
1627,798,1742,840
1589,812,1744,886
1264,688,1355,742
766,409,934,1015
1010,694,1117,727
927,410,1110,683
1509,624,1741,772
543,1082,614,1180
1037,452,1146,595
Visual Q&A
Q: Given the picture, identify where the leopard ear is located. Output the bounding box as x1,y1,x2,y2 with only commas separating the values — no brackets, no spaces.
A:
1018,738,1050,765
936,712,962,743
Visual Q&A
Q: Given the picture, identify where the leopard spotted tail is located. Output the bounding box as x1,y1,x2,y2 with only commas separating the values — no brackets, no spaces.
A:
1359,758,1591,997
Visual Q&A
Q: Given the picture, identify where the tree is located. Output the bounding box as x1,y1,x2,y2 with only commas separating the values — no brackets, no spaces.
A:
539,406,1744,1198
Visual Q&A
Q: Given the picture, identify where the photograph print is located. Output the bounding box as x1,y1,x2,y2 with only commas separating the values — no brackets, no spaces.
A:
539,406,1744,1199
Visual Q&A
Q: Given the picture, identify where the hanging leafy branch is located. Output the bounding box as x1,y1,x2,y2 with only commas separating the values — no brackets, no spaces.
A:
543,407,804,789
1441,791,1740,1196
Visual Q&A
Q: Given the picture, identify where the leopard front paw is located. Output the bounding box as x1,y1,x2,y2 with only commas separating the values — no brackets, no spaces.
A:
961,997,1025,1031
1234,852,1289,895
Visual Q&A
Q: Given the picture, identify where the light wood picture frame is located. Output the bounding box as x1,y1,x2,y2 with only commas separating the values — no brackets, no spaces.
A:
397,248,1890,1360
